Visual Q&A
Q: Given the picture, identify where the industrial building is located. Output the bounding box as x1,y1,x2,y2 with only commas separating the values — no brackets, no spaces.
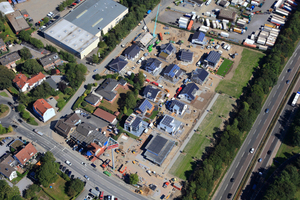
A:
44,0,128,59
44,19,99,59
64,0,128,37
6,11,30,34
217,9,237,22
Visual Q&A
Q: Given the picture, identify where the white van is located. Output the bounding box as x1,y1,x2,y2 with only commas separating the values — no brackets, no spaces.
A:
65,160,72,166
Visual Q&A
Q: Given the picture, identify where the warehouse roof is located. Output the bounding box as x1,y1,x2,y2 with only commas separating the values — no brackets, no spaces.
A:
0,2,14,15
44,19,99,53
218,9,237,21
64,0,128,36
144,135,175,166
6,11,30,33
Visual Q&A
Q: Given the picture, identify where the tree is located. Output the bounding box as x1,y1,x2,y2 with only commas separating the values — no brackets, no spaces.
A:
29,38,44,49
129,173,139,185
7,126,13,133
21,111,30,120
123,106,127,114
94,74,101,80
98,41,106,48
86,84,92,90
92,54,99,63
11,195,23,200
43,17,49,23
130,73,135,81
65,63,86,88
0,65,15,90
17,104,25,112
66,179,84,197
18,30,31,42
0,180,20,199
22,59,43,75
58,82,67,92
36,152,59,187
125,91,137,109
40,151,56,163
0,21,5,32
19,47,32,60
45,45,58,53
81,101,87,107
137,71,145,86
24,184,41,199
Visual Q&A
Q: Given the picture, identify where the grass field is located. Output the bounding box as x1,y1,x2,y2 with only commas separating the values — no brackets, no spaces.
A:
216,49,265,98
100,86,130,112
217,59,234,76
43,176,69,200
169,94,235,180
0,92,8,97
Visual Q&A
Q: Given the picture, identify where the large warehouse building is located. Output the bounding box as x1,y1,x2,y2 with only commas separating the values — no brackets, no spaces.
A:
44,0,128,59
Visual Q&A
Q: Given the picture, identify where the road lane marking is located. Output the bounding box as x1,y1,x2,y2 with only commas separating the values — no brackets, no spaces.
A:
290,60,293,65
248,139,251,144
258,119,262,125
281,76,284,81
294,53,298,57
236,161,240,168
253,129,256,134
242,152,245,157
256,133,259,139
268,101,271,106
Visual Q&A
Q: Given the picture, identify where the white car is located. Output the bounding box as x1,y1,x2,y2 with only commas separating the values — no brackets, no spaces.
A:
249,148,254,153
81,162,86,166
65,160,72,166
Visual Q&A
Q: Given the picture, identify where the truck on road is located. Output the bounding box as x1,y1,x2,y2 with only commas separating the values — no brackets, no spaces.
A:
33,129,43,136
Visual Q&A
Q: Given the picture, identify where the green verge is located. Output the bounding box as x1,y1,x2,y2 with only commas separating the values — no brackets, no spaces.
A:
0,91,8,97
216,49,265,98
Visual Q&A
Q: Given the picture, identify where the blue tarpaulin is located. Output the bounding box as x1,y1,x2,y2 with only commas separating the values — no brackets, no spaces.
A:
86,151,92,156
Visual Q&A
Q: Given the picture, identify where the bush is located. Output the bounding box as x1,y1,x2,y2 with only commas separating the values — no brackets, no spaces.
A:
21,111,30,120
72,96,84,110
81,101,87,107
94,74,101,80
86,84,92,90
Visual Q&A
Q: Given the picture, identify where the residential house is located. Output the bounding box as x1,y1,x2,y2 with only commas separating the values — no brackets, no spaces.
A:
179,49,194,63
191,31,207,45
108,56,128,73
33,99,56,122
191,68,209,85
54,113,81,138
0,51,21,69
135,98,154,116
0,153,17,181
204,51,221,69
39,52,61,71
94,78,123,103
0,38,7,52
163,64,183,82
159,43,176,60
142,85,161,102
45,76,59,91
157,115,182,135
13,143,37,167
124,114,149,137
167,100,187,115
144,134,175,166
13,72,46,92
123,44,140,60
70,122,108,148
218,9,237,22
178,83,199,102
85,90,103,106
93,108,117,125
144,58,162,75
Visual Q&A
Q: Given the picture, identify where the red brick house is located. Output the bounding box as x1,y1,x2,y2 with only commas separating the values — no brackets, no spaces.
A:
13,143,37,167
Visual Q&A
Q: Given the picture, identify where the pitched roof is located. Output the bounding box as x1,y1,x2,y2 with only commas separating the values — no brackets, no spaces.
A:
85,93,100,105
39,52,60,67
0,163,15,178
33,99,53,116
164,64,183,78
45,77,58,90
180,83,199,100
0,51,20,66
192,68,209,82
123,44,140,58
180,49,194,62
76,122,97,137
218,9,237,21
14,143,37,165
161,43,176,55
137,99,153,113
108,56,128,72
26,72,46,86
206,51,221,64
144,58,162,73
13,73,27,89
94,78,119,101
143,85,160,100
160,115,175,128
54,113,81,137
192,31,205,42
93,108,116,123
169,100,186,112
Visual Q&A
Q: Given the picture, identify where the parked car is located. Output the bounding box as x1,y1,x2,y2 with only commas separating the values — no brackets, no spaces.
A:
249,148,254,153
62,166,66,172
91,163,96,168
99,191,104,200
258,158,262,162
84,175,90,180
65,160,72,166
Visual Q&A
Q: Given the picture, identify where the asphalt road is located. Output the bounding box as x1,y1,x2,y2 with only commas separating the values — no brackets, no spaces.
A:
213,42,300,200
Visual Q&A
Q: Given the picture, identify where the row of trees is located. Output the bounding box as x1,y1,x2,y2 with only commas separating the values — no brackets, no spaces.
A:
0,65,15,90
18,30,44,49
99,0,160,59
0,180,21,200
182,6,300,200
263,157,300,199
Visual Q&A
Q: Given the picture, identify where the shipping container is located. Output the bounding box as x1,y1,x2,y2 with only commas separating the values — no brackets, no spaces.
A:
243,42,257,48
222,19,229,24
257,37,266,45
191,14,196,20
271,18,285,25
212,20,216,29
222,22,227,30
262,26,272,32
274,8,289,16
287,0,297,6
244,38,255,45
177,87,183,93
215,21,220,29
179,24,187,29
274,0,283,8
259,45,268,50
282,5,292,12
187,20,194,30
8,0,12,3
206,19,210,27
184,14,192,18
272,13,286,21
266,41,275,46
159,33,163,41
265,23,276,28
272,16,286,23
276,7,291,15
233,27,244,34
220,31,229,38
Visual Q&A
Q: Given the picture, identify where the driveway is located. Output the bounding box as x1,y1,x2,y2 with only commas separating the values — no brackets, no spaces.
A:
16,176,33,195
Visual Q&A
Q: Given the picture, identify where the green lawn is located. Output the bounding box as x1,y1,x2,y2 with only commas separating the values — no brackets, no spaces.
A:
217,59,233,76
0,91,8,97
216,49,265,98
169,94,235,180
43,176,69,200
7,87,18,96
149,110,158,119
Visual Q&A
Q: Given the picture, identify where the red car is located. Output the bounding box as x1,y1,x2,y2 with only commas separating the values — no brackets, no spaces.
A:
99,191,104,200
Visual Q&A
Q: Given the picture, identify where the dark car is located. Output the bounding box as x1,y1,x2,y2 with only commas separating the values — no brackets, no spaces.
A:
149,184,157,191
65,169,69,174
288,69,291,72
59,165,63,170
267,150,272,155
61,166,66,172
228,193,232,199
18,119,23,123
258,158,262,162
230,178,234,182
71,175,74,179
67,171,72,177
12,125,18,128
95,187,99,191
286,80,290,84
91,163,96,168
265,108,270,113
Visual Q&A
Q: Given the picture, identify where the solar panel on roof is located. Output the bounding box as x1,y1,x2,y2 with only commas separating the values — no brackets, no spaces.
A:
162,115,174,128
131,117,142,128
139,99,153,112
166,44,174,53
198,32,205,41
